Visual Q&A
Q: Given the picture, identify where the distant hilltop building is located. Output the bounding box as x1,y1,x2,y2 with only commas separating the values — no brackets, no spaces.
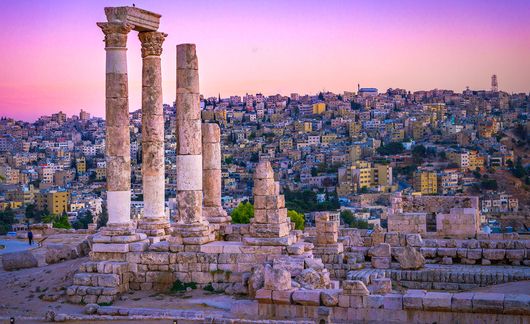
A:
358,87,378,97
491,74,498,92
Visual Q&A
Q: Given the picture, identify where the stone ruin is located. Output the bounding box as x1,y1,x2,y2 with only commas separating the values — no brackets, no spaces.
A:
387,192,481,238
47,5,530,323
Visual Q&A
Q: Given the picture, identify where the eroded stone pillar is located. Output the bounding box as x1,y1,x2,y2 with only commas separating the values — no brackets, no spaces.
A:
245,160,292,246
202,123,230,228
137,31,170,241
97,21,134,228
171,44,214,247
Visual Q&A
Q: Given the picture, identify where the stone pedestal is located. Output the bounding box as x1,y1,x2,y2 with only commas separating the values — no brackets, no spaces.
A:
137,31,170,241
202,123,230,234
171,44,213,246
244,161,293,246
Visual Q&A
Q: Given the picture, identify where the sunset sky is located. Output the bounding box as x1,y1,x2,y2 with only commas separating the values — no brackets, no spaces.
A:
1,0,529,121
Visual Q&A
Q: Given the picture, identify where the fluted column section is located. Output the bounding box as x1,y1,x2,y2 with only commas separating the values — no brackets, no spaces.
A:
137,31,170,240
97,22,133,226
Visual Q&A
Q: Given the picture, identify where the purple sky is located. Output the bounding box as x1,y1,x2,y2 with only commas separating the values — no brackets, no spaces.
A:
1,0,529,121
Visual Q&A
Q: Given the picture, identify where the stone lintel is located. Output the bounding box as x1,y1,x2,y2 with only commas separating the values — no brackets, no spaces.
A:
104,6,161,32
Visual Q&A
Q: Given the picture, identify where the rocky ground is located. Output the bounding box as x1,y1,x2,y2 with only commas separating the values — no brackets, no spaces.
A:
0,257,248,323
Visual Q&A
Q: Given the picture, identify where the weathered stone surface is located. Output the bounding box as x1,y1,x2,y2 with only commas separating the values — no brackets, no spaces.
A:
343,280,369,296
503,294,530,315
2,251,38,271
255,289,272,304
292,290,321,306
482,249,505,260
263,264,291,291
371,256,391,269
451,292,474,312
472,292,504,313
320,289,340,307
272,290,294,305
295,268,329,289
368,243,391,257
370,278,392,295
382,293,403,310
405,234,424,247
394,246,425,270
403,289,426,310
254,160,274,179
423,292,452,311
304,258,324,271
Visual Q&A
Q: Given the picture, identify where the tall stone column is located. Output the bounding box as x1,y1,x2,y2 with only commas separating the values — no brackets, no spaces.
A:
202,123,230,229
171,44,214,247
137,31,170,241
97,22,134,229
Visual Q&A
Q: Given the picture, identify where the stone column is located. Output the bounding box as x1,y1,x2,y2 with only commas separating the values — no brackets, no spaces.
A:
171,44,213,246
202,123,230,228
137,31,170,241
97,22,134,229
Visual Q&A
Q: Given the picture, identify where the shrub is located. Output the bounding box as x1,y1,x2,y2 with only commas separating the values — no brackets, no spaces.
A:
287,210,305,230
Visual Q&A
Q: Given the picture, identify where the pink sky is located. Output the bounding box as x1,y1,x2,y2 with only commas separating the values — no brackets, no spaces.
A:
0,0,529,121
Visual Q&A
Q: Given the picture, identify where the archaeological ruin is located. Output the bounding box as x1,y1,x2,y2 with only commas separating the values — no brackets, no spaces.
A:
1,6,529,323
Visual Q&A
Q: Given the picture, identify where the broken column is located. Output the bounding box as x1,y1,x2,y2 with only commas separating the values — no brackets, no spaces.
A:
202,122,230,228
244,160,292,246
137,31,171,241
171,44,214,247
314,212,343,254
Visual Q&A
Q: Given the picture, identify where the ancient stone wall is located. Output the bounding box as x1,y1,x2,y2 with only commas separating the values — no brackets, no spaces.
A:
387,213,427,234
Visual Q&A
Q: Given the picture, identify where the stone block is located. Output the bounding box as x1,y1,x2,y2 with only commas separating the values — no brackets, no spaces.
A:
368,243,391,257
505,249,525,261
264,264,291,291
473,292,504,313
272,290,294,305
467,249,482,260
382,293,403,310
292,290,321,306
482,249,505,260
370,278,392,295
255,289,273,304
176,156,202,190
423,292,452,311
503,294,530,315
92,243,129,253
343,280,369,296
420,247,437,258
403,289,426,310
451,292,474,312
320,289,340,307
406,234,424,247
253,178,275,196
366,295,384,309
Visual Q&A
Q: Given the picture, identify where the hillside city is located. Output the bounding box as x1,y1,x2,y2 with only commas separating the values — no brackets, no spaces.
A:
1,78,529,234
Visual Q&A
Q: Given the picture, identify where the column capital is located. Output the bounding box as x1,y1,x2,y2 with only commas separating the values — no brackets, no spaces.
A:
138,31,168,58
97,22,134,48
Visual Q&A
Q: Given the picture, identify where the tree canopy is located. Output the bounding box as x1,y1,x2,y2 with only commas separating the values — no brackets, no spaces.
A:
231,201,254,224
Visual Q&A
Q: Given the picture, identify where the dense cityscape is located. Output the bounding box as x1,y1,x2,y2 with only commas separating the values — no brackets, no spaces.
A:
1,77,529,234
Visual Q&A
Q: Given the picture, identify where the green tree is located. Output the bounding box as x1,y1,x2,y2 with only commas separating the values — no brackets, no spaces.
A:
512,157,527,179
340,210,370,229
97,205,108,229
73,211,93,230
287,210,305,230
480,179,498,191
231,201,254,224
377,142,404,155
0,207,16,235
42,213,72,229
